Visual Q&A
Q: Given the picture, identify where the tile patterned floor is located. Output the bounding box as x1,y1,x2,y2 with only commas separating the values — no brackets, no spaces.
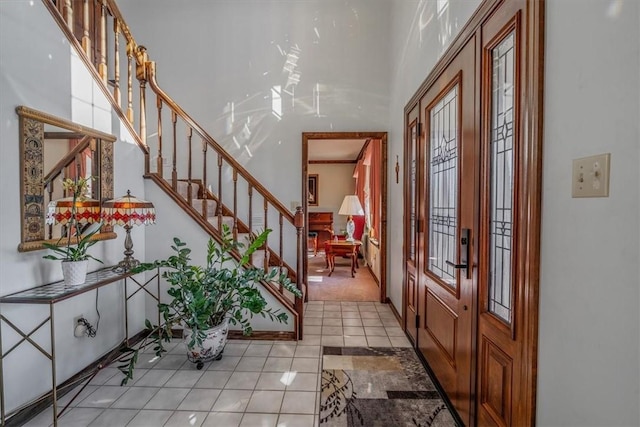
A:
24,301,413,427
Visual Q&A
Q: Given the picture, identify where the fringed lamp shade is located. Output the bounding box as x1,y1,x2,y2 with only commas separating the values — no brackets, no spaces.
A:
101,190,156,271
46,197,101,225
101,193,156,226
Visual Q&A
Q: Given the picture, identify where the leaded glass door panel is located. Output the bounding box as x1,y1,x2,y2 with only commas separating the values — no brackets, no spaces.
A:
477,4,534,425
404,104,420,345
416,37,478,427
403,1,543,425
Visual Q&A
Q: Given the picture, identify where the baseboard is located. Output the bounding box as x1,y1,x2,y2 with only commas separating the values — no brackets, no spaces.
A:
366,265,381,287
386,297,402,326
228,330,296,341
5,329,149,427
171,328,296,341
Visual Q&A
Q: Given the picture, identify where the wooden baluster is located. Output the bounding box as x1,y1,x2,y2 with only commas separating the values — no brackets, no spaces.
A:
81,0,90,56
217,153,223,231
187,127,193,204
263,199,268,271
98,0,107,82
201,139,208,219
139,79,147,147
294,206,305,336
171,111,177,191
113,18,121,105
232,168,238,241
63,0,72,30
248,185,253,236
279,212,284,293
156,97,163,177
126,42,134,123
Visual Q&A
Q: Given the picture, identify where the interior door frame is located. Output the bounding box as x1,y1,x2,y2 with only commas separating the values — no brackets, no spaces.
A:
302,132,388,303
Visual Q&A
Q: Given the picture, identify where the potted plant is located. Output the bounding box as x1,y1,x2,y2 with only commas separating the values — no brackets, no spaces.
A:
43,177,102,285
117,225,302,382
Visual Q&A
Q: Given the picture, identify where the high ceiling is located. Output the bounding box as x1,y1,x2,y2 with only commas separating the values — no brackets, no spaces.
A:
307,139,368,162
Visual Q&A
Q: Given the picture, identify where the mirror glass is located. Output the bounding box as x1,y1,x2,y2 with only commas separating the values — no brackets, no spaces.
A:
17,106,117,252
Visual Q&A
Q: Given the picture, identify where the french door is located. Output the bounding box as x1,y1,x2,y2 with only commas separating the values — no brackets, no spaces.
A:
416,37,477,426
402,1,543,425
404,105,420,345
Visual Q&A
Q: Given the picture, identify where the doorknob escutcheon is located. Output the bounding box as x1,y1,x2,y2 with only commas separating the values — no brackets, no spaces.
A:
446,228,472,280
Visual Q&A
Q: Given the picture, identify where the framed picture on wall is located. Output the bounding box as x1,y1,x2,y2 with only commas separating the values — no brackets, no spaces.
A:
308,174,318,206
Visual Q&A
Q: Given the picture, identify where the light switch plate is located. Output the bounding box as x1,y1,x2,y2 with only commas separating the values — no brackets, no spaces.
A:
572,153,611,198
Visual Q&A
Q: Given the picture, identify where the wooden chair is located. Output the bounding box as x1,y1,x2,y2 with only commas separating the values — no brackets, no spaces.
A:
324,240,333,268
307,232,318,256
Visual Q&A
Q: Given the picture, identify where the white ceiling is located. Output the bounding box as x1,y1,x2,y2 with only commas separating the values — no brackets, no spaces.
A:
308,139,368,162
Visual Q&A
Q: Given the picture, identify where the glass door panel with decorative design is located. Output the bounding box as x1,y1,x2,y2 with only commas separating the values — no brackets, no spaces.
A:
404,105,421,345
416,37,478,427
402,1,543,425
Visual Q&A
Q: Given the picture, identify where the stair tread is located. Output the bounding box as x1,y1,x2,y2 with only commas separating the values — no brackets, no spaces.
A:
164,178,299,313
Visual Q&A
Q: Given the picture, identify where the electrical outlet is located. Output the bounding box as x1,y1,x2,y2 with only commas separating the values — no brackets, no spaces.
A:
73,315,86,338
73,314,83,327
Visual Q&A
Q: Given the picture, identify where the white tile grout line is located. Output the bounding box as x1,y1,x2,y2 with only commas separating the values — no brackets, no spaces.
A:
42,303,408,427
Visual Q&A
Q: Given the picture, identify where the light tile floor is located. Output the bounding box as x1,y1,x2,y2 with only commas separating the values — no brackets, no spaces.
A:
24,301,412,427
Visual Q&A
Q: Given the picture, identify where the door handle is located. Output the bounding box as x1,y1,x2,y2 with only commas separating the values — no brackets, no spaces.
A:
445,260,467,269
445,228,471,279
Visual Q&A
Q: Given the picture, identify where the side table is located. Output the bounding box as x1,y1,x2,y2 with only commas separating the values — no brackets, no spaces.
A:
0,267,159,426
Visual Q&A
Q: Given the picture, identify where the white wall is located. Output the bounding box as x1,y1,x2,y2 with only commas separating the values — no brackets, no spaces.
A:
117,0,392,211
388,0,480,315
143,183,294,332
308,163,356,232
537,1,640,425
28,0,637,425
0,1,147,413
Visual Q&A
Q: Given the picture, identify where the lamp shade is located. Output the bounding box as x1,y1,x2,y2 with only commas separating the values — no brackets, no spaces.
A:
338,195,364,216
101,190,156,226
46,197,101,225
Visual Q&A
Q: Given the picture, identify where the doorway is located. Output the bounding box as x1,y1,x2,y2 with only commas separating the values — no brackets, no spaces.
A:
302,132,387,303
403,0,543,425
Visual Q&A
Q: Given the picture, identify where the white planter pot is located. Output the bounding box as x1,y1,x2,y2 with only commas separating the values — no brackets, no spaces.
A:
61,260,89,286
184,318,229,369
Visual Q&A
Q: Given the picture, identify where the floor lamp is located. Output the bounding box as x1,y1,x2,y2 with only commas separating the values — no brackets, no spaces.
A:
101,190,156,271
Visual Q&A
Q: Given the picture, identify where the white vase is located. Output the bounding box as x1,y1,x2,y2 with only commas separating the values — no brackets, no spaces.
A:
184,318,229,369
61,260,89,286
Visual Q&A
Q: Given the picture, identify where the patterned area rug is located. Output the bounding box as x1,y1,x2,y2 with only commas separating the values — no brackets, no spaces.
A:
320,347,457,427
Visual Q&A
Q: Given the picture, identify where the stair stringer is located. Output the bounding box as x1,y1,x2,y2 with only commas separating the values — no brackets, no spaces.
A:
145,174,301,334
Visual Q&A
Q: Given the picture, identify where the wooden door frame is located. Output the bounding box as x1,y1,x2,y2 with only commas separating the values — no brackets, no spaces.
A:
402,0,544,424
302,132,388,303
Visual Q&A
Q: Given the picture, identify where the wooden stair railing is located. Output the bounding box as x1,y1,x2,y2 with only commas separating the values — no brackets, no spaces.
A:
43,0,305,338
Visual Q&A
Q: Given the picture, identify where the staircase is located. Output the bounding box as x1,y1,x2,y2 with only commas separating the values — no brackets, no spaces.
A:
43,0,305,337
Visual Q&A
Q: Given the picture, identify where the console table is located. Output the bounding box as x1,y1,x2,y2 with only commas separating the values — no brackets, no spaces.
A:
0,267,159,426
326,240,362,277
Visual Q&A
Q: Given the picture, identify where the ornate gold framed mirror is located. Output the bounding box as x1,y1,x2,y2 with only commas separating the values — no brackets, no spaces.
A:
17,106,117,252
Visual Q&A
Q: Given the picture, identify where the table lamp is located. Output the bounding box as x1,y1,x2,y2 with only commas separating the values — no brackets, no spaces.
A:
101,190,156,271
338,195,364,242
46,196,101,236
